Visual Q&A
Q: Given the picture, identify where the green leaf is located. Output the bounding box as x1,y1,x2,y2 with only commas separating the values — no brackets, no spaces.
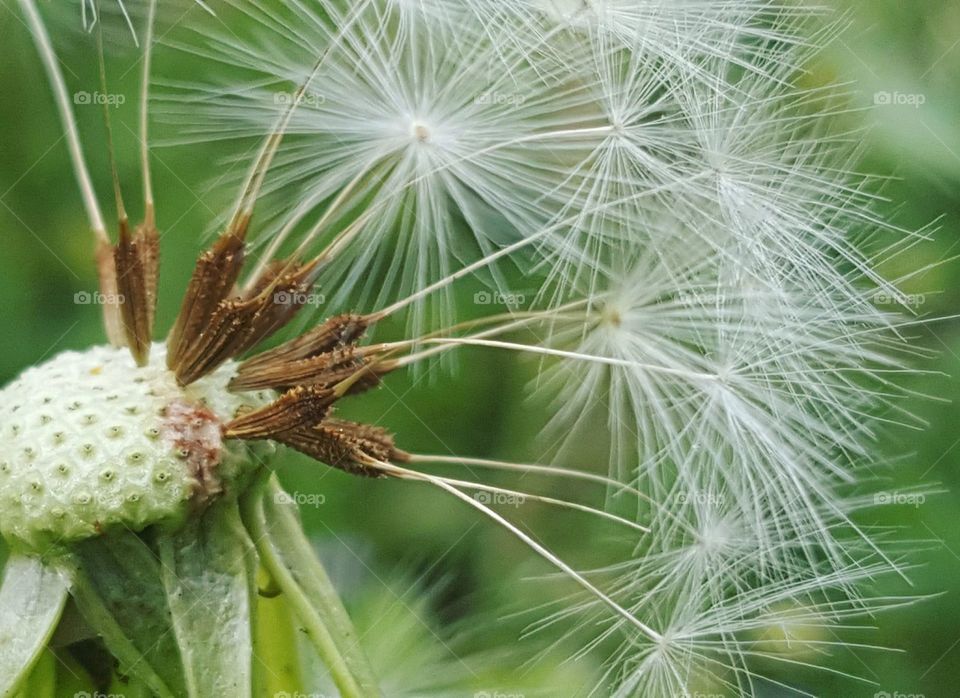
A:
19,649,56,698
65,533,187,698
158,502,258,698
0,554,68,698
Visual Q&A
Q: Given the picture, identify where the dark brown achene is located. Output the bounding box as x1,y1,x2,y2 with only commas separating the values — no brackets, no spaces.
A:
116,212,405,479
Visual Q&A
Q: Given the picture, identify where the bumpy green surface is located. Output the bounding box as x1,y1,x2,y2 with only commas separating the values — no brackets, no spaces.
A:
0,344,274,548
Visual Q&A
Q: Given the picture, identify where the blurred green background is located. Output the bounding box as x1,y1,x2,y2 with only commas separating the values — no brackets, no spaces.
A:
1,1,959,695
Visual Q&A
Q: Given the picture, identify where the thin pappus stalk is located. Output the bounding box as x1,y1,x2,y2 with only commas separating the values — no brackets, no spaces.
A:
18,0,107,240
95,16,129,232
17,0,127,347
394,336,721,382
244,154,385,289
405,454,675,513
140,0,157,226
226,0,374,236
363,304,589,359
368,458,663,642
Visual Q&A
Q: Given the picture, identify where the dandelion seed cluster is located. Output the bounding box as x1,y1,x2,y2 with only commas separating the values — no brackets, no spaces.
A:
160,1,921,693
2,0,927,695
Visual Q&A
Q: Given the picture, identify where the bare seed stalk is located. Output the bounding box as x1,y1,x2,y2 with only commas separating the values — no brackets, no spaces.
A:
18,0,128,346
18,0,107,242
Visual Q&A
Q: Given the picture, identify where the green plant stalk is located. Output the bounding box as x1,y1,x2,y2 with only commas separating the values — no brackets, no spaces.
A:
255,575,306,695
242,472,381,698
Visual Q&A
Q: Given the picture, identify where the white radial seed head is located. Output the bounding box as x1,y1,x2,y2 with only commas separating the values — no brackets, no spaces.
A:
0,343,274,549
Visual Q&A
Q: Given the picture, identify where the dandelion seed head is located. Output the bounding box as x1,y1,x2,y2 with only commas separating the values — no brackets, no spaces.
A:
16,0,933,694
0,344,273,547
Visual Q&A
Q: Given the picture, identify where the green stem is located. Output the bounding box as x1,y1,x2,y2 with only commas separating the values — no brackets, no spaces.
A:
242,473,381,698
255,572,305,695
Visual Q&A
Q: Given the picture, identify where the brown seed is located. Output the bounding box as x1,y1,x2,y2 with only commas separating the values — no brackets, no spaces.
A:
273,419,406,477
223,386,335,440
166,225,248,374
114,220,159,366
